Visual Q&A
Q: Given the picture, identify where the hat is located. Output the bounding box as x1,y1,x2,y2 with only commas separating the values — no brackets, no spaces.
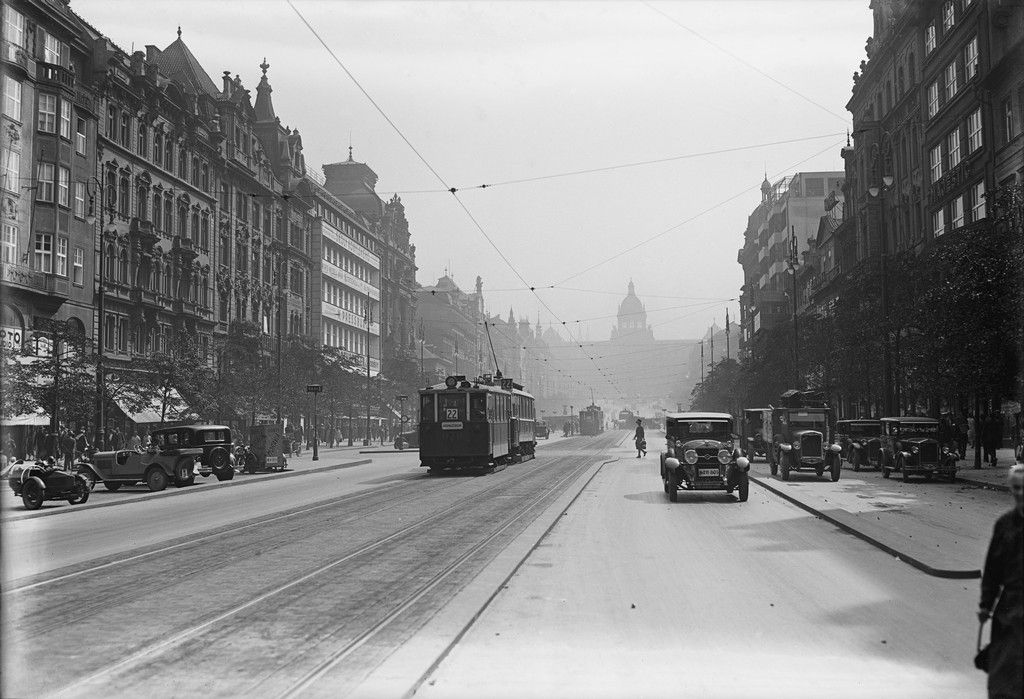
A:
636,418,642,424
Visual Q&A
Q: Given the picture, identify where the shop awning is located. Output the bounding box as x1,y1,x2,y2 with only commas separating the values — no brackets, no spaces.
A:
1,409,50,426
113,387,197,424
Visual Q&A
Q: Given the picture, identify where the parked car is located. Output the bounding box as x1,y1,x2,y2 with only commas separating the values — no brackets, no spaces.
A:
879,416,957,482
8,458,91,510
78,424,235,492
835,419,882,471
765,390,842,482
741,407,770,459
535,421,550,439
394,430,419,450
660,412,750,502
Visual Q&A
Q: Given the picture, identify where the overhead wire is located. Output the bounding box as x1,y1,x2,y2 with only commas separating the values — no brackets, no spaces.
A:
287,0,626,394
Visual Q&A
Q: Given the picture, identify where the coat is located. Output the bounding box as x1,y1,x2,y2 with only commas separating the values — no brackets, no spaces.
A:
980,508,1023,699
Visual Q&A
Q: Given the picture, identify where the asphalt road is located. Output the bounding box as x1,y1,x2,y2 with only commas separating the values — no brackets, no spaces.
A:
2,432,989,698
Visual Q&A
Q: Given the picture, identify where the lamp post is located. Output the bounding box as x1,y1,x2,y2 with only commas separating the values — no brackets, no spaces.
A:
364,290,372,447
786,226,800,388
868,143,895,416
306,383,321,461
85,175,112,450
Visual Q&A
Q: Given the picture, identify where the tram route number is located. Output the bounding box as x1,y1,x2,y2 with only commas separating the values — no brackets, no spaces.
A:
442,422,464,430
444,408,459,419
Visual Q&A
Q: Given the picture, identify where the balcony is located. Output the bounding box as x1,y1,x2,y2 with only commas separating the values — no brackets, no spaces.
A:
1,263,70,299
172,299,198,316
172,236,198,262
2,41,32,77
128,286,161,310
128,218,158,251
37,62,74,91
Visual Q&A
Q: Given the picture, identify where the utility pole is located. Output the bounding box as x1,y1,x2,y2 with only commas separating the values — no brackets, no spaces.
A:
86,177,108,449
710,331,715,370
788,226,800,388
725,308,731,361
419,319,425,388
699,340,705,384
365,290,372,446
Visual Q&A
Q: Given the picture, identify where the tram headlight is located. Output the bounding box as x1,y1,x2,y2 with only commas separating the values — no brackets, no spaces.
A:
445,376,458,388
683,449,698,465
717,449,731,465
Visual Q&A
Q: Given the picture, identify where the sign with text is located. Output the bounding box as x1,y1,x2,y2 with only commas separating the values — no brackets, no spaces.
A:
306,384,322,393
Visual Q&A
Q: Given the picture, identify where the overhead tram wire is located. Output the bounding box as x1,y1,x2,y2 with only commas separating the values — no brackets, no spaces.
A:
552,138,845,286
374,132,845,196
287,2,624,395
642,1,851,126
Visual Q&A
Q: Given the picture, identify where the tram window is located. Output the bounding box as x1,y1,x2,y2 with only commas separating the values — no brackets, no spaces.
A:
470,393,486,421
438,393,465,421
421,394,434,421
487,394,494,420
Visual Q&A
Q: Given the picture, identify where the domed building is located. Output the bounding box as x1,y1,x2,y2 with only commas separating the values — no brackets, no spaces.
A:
610,280,654,343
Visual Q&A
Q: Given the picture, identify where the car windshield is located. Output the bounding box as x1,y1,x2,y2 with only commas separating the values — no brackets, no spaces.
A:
669,420,732,440
789,412,826,431
894,422,938,437
844,423,880,436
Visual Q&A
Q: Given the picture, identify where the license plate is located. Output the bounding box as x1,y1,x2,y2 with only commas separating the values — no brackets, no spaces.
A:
441,422,463,430
698,468,719,477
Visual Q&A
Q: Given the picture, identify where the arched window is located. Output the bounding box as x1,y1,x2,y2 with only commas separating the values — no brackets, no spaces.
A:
191,157,200,186
163,193,173,233
177,203,188,238
136,184,147,220
118,248,129,284
118,176,129,216
137,122,148,158
154,132,163,167
164,138,173,171
178,149,187,180
153,263,161,292
202,274,210,306
164,263,172,296
105,244,116,281
105,170,117,209
191,212,199,241
200,213,210,249
152,192,162,229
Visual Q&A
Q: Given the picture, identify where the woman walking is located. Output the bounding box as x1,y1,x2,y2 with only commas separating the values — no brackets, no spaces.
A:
634,418,646,459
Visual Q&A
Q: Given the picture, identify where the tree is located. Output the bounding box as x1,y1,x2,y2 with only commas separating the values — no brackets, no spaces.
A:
128,336,215,426
690,358,740,414
215,320,272,426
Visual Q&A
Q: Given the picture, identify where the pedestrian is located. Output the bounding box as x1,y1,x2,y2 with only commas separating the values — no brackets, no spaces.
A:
983,414,1001,468
74,427,89,462
111,428,124,451
60,430,75,469
634,418,646,459
969,415,977,449
977,464,1023,699
129,431,142,451
957,412,970,459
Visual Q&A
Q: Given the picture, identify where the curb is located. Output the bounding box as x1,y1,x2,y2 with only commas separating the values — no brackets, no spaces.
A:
956,474,1009,493
749,474,980,580
2,458,373,522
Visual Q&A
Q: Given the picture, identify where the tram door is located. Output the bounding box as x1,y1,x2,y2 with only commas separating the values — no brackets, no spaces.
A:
509,394,520,455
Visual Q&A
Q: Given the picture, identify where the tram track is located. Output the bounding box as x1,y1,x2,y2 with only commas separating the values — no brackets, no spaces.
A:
8,436,619,698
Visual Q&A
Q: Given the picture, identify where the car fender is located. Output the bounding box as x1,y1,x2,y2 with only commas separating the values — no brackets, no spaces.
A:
77,462,103,481
664,457,680,473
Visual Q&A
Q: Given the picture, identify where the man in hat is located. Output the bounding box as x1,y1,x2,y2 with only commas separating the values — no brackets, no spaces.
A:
634,419,646,459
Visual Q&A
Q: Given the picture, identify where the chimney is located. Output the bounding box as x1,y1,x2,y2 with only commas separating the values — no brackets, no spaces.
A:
222,71,232,96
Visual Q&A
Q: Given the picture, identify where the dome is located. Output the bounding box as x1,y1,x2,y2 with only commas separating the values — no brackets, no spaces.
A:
617,280,645,317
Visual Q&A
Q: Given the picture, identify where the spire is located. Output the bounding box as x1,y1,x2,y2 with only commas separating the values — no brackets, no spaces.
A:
177,26,182,39
627,279,636,297
508,308,515,325
254,58,276,122
761,170,772,202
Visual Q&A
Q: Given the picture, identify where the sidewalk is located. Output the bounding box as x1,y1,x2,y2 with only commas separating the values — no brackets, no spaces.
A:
954,447,1019,492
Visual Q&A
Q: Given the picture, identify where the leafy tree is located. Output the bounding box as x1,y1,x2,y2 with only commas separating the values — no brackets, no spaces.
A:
127,336,216,426
690,358,740,414
214,320,271,426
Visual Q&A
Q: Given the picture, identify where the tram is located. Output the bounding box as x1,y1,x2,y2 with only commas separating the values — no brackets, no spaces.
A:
579,404,604,436
418,374,536,473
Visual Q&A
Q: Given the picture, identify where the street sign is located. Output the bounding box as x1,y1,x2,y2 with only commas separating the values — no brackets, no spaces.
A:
306,384,322,393
396,394,408,400
401,416,411,423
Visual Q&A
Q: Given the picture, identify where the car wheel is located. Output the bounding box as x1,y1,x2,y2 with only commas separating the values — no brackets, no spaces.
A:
104,481,123,491
881,452,891,479
815,466,824,478
667,473,678,502
78,468,97,490
737,471,749,502
67,476,90,505
146,467,168,492
780,457,790,481
830,457,841,482
901,466,910,483
21,479,44,510
209,446,229,471
174,459,195,487
215,467,234,482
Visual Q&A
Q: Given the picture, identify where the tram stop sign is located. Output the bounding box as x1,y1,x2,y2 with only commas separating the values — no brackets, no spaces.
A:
306,384,322,393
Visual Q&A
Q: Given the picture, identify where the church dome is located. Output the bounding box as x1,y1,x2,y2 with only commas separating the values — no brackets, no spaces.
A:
617,280,644,318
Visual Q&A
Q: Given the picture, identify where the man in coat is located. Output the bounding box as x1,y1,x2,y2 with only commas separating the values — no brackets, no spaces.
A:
634,419,646,459
978,464,1023,698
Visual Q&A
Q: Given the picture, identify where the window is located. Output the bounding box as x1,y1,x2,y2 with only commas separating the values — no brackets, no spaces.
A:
201,164,209,192
153,132,163,167
2,75,21,119
191,157,199,186
950,196,964,229
178,203,187,238
43,33,65,66
945,62,959,101
932,208,945,237
118,249,128,284
965,37,978,79
943,1,955,31
191,212,199,241
57,167,69,206
200,213,210,249
3,5,25,48
74,182,85,218
137,123,147,157
118,176,129,216
1,149,18,191
37,94,57,132
152,192,162,229
968,108,983,151
930,144,943,182
178,149,187,180
163,194,173,232
72,247,83,284
56,236,67,276
1,223,16,263
75,117,87,154
947,128,961,167
106,106,116,139
117,316,127,352
59,101,71,139
927,82,939,118
119,112,130,148
925,23,936,54
136,184,147,220
36,163,54,201
164,138,173,170
972,180,986,220
1003,98,1017,143
33,233,52,272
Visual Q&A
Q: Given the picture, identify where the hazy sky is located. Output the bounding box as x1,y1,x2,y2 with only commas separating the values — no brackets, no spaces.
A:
74,0,871,341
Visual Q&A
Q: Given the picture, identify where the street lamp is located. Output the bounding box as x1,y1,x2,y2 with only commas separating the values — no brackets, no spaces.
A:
868,140,895,416
786,226,800,388
85,175,113,450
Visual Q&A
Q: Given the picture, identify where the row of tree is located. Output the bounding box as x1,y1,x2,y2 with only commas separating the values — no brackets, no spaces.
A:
692,183,1023,420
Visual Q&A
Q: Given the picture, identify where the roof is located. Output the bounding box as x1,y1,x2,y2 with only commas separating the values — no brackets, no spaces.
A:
666,412,733,421
153,37,220,97
880,416,938,423
618,280,644,318
836,418,881,424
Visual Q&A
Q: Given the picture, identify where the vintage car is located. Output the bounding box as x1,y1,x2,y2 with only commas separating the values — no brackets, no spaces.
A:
8,458,91,510
742,408,770,459
535,421,550,439
879,416,957,482
660,412,749,502
394,430,419,450
78,424,235,492
766,390,842,482
835,419,882,471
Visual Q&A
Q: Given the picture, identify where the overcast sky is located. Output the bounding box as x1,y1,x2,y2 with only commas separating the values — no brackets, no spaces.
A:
74,0,871,341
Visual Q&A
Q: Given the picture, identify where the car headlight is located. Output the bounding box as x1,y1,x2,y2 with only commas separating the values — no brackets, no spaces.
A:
675,439,684,449
911,446,919,454
829,443,842,453
779,443,792,452
791,442,800,450
717,449,731,465
736,456,750,471
683,449,698,465
941,446,949,454
851,441,861,449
